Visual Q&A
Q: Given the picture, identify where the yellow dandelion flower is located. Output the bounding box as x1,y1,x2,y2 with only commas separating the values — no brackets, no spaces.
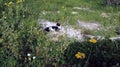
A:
89,38,97,43
75,52,85,59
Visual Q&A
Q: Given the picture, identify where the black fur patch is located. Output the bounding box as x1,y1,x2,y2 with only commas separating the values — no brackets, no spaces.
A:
44,23,61,32
56,23,60,26
51,26,60,31
44,27,50,32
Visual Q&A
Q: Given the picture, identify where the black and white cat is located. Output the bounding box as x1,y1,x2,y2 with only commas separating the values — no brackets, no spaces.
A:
44,23,61,32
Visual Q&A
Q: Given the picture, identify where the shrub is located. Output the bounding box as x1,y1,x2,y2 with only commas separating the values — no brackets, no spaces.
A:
64,39,120,67
0,0,39,66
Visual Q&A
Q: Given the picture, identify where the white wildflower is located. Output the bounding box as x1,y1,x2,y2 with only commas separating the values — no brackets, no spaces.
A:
27,53,31,57
33,56,36,59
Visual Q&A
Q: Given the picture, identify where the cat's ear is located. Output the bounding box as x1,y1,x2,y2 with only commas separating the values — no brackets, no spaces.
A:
56,23,60,26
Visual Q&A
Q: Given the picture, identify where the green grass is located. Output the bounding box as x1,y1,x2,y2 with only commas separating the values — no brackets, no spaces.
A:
24,0,120,36
0,0,120,67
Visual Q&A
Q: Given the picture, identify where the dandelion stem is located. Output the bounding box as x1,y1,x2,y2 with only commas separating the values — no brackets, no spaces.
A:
84,48,92,67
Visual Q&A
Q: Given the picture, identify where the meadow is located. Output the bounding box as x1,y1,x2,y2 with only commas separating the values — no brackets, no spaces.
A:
0,0,120,67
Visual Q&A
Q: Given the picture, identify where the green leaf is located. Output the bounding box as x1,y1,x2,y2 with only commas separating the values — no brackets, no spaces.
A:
0,38,3,43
